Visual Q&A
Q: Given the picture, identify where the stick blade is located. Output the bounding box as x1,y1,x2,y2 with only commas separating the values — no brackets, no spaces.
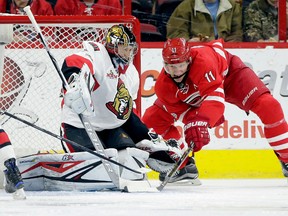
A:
156,184,165,192
120,179,159,193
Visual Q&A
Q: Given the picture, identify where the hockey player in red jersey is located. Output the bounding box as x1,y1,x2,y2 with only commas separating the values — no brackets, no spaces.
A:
142,37,288,181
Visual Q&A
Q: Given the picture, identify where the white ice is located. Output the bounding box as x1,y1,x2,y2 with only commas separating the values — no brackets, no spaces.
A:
0,179,287,216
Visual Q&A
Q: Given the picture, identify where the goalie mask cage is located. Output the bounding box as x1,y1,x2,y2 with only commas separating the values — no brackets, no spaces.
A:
0,15,141,158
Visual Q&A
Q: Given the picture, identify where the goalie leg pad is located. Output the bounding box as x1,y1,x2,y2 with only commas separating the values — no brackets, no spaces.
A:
118,147,149,181
146,151,176,173
18,149,119,191
147,157,175,173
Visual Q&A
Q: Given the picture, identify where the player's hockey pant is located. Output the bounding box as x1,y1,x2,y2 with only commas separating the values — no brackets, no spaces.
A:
250,93,288,163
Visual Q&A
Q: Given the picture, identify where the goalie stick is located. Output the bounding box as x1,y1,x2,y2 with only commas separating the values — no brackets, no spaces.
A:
157,143,194,191
0,109,149,175
22,6,156,192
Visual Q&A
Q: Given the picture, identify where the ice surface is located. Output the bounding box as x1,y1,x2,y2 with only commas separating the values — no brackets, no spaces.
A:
0,179,287,216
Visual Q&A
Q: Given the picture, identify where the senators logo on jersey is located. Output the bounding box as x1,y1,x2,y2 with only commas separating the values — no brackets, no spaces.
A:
106,82,132,120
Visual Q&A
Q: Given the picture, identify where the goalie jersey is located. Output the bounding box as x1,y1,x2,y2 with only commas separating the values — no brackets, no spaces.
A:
61,41,139,131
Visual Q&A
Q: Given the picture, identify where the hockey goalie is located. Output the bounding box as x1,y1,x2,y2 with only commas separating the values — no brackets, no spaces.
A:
16,24,200,192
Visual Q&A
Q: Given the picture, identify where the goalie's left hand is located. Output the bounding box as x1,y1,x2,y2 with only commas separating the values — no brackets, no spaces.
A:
136,138,184,161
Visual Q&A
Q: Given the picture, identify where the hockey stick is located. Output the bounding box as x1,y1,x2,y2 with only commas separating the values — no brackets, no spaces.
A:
0,109,148,175
157,143,194,191
22,6,140,190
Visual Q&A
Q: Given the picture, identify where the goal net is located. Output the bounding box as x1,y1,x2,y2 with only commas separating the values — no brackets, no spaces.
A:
0,15,141,159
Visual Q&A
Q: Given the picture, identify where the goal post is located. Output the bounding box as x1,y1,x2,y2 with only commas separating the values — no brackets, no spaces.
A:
0,15,141,159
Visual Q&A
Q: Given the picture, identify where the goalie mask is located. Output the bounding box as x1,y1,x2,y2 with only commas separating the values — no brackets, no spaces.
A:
162,38,191,82
105,24,138,65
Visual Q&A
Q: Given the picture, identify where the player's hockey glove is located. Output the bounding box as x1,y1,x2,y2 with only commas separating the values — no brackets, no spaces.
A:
64,65,95,116
184,115,210,152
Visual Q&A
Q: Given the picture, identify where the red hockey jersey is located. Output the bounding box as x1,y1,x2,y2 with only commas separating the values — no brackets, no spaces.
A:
155,40,228,127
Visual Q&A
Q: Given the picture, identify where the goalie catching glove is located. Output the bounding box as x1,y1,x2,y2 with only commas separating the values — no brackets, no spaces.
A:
136,130,186,162
64,64,95,116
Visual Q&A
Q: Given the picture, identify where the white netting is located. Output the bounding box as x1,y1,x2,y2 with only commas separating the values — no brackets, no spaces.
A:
0,20,137,158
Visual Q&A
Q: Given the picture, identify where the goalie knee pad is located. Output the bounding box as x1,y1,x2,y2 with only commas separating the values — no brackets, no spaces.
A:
118,147,149,181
